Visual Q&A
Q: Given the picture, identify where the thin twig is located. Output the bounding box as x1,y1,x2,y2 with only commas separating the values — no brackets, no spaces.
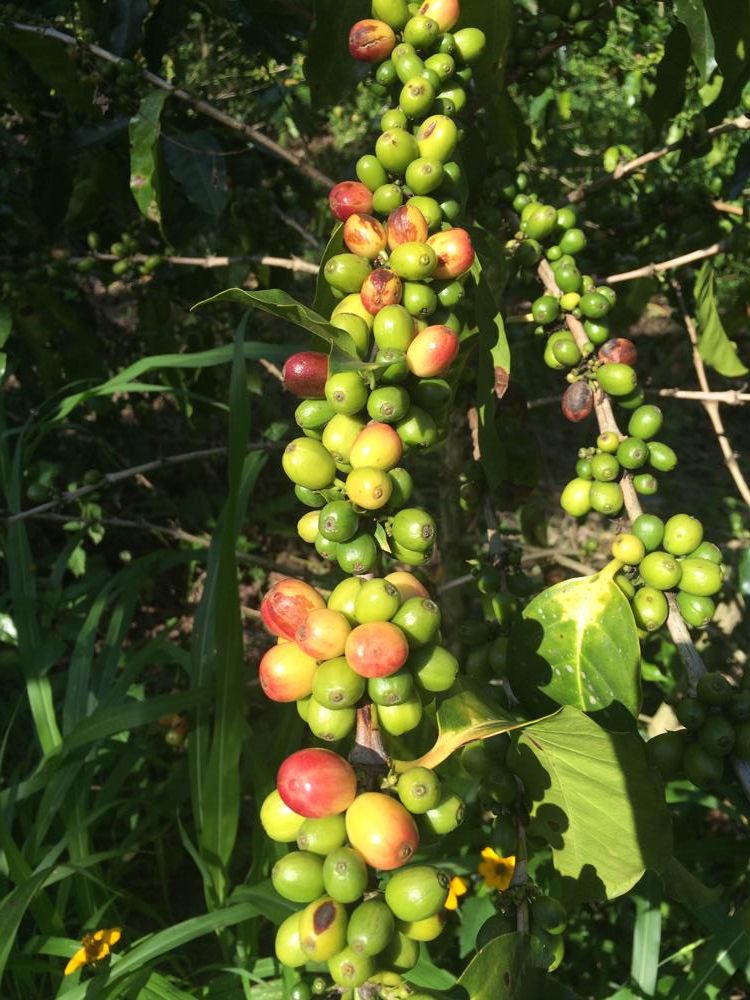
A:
9,22,335,190
604,241,727,285
670,279,750,507
568,116,750,204
76,251,319,274
528,387,750,409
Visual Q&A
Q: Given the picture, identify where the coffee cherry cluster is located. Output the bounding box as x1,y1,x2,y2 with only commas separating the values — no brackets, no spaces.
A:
647,671,750,789
609,514,724,634
561,404,677,518
259,572,460,742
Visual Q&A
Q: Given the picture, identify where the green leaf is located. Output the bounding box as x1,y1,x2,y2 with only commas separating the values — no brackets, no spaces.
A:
694,260,748,377
630,872,662,997
305,0,369,109
662,857,721,912
645,24,691,136
194,287,359,358
674,0,717,81
512,707,673,901
312,223,344,318
392,682,551,772
129,89,168,226
665,902,750,999
508,562,641,721
457,932,558,998
704,0,750,121
163,130,230,219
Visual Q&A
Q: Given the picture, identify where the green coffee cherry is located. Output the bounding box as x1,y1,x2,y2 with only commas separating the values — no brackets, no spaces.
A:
640,551,682,591
676,697,707,731
384,866,450,922
323,847,369,904
633,472,658,495
272,851,325,903
347,898,396,956
591,452,620,482
312,657,366,709
597,363,637,397
319,500,359,542
325,372,368,415
368,669,414,706
646,731,685,779
628,404,663,440
691,541,721,564
409,643,458,691
397,767,442,813
377,694,424,735
677,591,715,629
616,436,649,470
283,439,336,491
297,815,348,855
560,477,592,516
632,586,668,632
663,514,703,557
683,743,724,788
632,514,664,552
307,699,356,742
389,242,438,280
647,441,678,472
373,183,404,214
376,128,420,174
325,254,371,294
589,481,624,516
357,153,389,191
354,578,400,622
423,793,465,834
696,671,733,706
337,532,379,575
678,558,722,597
697,715,735,757
392,507,436,552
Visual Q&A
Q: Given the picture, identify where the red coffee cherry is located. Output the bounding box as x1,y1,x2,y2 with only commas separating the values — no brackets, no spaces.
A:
348,19,397,62
282,352,329,399
345,622,409,677
261,578,326,640
426,228,474,279
406,324,459,377
259,642,317,703
561,381,594,423
360,268,403,315
277,748,358,818
329,181,374,221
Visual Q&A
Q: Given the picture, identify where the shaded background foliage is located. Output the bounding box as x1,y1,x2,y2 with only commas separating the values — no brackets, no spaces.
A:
0,0,749,997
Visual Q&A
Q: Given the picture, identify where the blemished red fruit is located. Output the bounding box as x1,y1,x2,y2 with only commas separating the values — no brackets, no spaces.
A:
598,338,638,366
348,19,397,62
329,181,374,221
561,381,594,423
387,204,429,249
261,578,326,640
282,352,328,399
277,749,358,818
259,642,318,702
385,571,430,602
345,792,419,870
349,422,403,470
418,0,460,31
343,214,388,260
406,324,459,377
360,268,403,315
345,622,410,677
427,228,474,279
296,608,352,661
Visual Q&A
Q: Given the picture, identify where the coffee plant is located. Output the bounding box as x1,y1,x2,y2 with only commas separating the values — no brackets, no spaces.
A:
1,0,749,998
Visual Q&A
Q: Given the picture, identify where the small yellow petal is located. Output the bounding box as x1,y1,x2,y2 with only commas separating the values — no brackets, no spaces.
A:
480,846,503,863
64,948,87,976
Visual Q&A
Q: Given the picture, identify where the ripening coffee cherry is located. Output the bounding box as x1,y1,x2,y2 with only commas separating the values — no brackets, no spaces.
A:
346,792,419,869
325,372,368,415
372,0,410,29
427,228,474,278
297,814,347,855
322,414,365,468
361,268,403,315
368,668,414,706
416,114,459,161
616,436,649,470
417,0,459,30
454,26,487,61
343,213,388,259
260,789,305,843
611,533,645,565
354,578,400,623
392,596,441,646
590,481,624,516
261,578,326,641
297,510,320,543
387,204,429,249
597,338,637,367
385,570,429,602
384,866,450,921
327,578,363,623
408,196,442,232
647,441,678,472
312,656,366,708
349,19,397,62
346,466,394,509
640,551,682,591
560,477,592,517
663,514,703,556
283,351,328,398
275,913,307,968
597,362,637,397
345,621,410,677
389,241,438,280
329,181,374,221
632,586,669,632
406,324,459,377
350,422,403,470
678,558,722,597
399,911,446,942
299,896,348,961
272,851,325,904
347,899,396,956
259,642,318,703
296,608,352,661
376,128,420,175
676,591,715,629
397,767,442,813
277,748,358,818
561,381,594,422
632,513,664,552
283,438,337,490
628,404,663,440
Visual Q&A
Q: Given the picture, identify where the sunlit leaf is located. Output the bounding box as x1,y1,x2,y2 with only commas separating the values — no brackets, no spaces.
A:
694,260,748,377
674,0,717,81
129,89,169,226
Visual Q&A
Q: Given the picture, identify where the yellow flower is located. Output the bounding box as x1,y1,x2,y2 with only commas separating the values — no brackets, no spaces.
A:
444,875,469,911
478,847,516,891
64,928,122,976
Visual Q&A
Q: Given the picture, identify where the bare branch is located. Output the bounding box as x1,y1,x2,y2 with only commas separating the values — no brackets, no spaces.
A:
78,251,320,274
528,386,750,408
605,241,727,285
9,22,335,190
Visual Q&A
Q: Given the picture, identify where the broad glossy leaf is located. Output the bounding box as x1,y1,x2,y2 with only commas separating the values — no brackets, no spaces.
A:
674,0,717,81
508,562,641,720
457,932,574,999
694,260,748,377
163,130,229,218
392,683,551,772
512,707,673,901
129,89,168,226
194,287,359,358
